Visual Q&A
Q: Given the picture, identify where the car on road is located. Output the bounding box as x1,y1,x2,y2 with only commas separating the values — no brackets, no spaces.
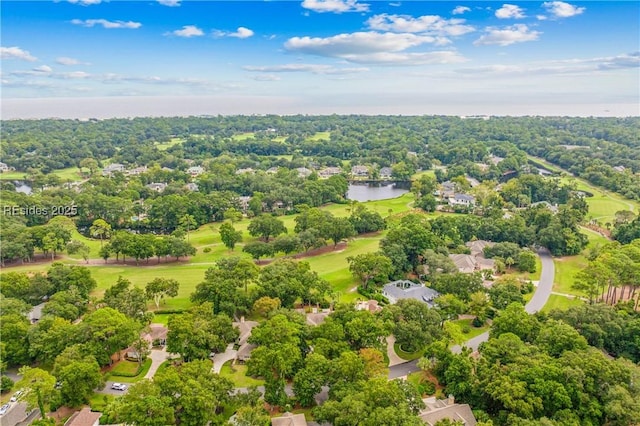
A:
0,403,10,415
111,383,127,391
10,390,23,402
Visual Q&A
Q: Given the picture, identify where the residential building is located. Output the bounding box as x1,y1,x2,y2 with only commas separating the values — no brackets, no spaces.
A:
318,167,342,179
102,163,125,176
465,240,495,257
64,408,102,426
185,182,199,192
449,193,476,207
465,176,480,187
237,196,252,212
235,168,255,175
296,167,312,178
379,167,393,179
143,324,168,347
613,165,626,173
355,299,382,313
419,396,477,426
0,162,12,172
437,181,456,198
187,166,205,177
146,182,167,192
271,412,308,426
351,165,369,177
530,201,559,214
488,154,504,165
266,166,280,174
127,166,148,176
382,280,439,306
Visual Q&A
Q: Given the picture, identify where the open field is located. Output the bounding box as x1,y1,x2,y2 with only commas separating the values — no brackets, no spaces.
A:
552,227,609,297
0,166,85,182
219,361,264,387
541,294,584,313
231,132,255,141
1,194,416,311
155,137,185,151
306,131,331,141
528,155,638,221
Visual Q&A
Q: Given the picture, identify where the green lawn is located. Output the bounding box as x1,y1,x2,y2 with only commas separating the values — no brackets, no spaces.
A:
553,227,609,297
219,361,264,387
393,343,423,361
306,131,331,141
105,358,152,383
449,319,490,344
156,137,185,151
0,193,417,311
89,393,115,412
231,132,255,141
541,294,585,313
528,155,638,222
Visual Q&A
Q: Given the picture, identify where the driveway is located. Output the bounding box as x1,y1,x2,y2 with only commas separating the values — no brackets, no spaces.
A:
390,248,555,375
386,336,406,367
212,344,237,374
145,347,173,379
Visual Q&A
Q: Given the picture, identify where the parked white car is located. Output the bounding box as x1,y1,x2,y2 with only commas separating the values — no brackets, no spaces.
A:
111,383,127,391
10,390,23,402
0,404,10,416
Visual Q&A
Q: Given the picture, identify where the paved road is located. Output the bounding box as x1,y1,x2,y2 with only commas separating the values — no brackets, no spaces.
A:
0,402,32,426
390,248,555,376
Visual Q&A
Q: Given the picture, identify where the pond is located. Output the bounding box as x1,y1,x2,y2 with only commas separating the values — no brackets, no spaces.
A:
346,182,409,202
14,181,33,195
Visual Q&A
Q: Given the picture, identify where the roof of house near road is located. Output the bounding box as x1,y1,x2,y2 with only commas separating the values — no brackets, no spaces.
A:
143,324,168,344
382,280,439,305
419,396,477,426
305,310,330,326
530,201,559,213
64,408,102,426
449,254,477,274
465,240,495,257
236,343,257,362
271,412,308,426
233,319,258,346
355,299,382,313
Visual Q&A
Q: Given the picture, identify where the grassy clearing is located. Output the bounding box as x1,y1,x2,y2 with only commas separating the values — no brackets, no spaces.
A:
1,193,416,310
231,132,255,141
105,358,153,383
156,137,184,151
411,169,436,180
89,393,115,412
541,294,584,313
553,227,609,297
219,361,264,388
306,131,331,141
449,319,490,344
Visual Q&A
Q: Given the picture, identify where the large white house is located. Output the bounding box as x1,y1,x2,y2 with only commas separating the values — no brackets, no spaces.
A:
382,280,439,306
449,193,476,207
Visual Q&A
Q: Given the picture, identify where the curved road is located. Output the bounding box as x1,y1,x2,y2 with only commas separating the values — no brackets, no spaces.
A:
389,248,554,378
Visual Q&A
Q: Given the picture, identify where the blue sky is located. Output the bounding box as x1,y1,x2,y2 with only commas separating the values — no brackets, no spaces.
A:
1,0,639,117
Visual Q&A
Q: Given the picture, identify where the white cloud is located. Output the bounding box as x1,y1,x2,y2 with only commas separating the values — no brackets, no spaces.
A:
495,4,526,19
59,71,91,79
167,25,204,37
301,0,369,14
56,57,88,66
366,14,474,37
474,24,541,46
286,32,450,58
68,0,102,5
213,27,255,39
1,46,37,61
71,19,142,29
452,6,471,15
543,1,585,18
336,51,467,65
250,74,281,81
33,65,52,73
454,52,640,76
244,64,369,74
157,0,181,6
536,15,548,20
389,2,401,6
230,27,254,39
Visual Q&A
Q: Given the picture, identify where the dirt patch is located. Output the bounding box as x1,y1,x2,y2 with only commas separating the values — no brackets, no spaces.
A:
49,406,76,423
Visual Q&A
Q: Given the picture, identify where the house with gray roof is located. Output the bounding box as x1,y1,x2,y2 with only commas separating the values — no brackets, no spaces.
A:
379,167,393,179
382,280,439,306
102,163,125,176
419,395,477,426
449,193,476,207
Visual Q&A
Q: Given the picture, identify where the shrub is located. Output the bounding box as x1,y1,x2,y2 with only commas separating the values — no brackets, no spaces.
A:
203,247,212,253
461,324,471,334
0,376,14,393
